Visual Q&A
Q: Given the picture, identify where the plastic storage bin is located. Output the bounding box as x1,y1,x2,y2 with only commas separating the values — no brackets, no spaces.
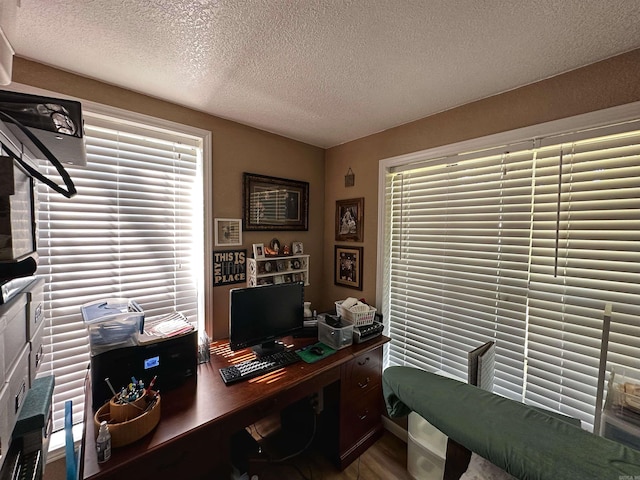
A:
409,412,448,459
601,410,640,451
407,433,446,480
81,298,144,355
318,315,353,350
601,366,640,450
407,409,448,480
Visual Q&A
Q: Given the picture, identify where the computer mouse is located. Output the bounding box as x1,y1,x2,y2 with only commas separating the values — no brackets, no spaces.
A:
309,346,324,356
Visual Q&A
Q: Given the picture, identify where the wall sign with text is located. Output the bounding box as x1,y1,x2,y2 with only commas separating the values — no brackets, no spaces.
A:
213,249,246,286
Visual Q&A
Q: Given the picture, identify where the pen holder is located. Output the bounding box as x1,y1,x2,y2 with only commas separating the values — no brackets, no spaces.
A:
109,393,149,423
94,393,161,448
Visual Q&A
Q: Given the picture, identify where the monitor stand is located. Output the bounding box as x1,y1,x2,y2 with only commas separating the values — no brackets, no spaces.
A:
252,340,285,358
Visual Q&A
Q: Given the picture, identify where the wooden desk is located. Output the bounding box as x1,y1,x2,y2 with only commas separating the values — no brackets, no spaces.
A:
81,335,389,480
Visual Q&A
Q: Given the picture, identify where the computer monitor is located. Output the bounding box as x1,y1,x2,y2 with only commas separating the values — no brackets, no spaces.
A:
229,282,304,357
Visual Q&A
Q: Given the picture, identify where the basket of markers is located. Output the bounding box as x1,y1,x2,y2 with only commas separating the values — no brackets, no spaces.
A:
94,376,161,447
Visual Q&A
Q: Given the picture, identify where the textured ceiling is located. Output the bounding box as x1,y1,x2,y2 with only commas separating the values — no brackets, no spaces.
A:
7,0,640,148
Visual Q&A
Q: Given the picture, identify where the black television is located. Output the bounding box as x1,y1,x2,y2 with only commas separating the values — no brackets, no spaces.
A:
229,282,304,357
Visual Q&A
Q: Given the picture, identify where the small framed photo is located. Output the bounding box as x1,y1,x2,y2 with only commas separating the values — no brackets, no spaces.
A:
274,275,284,284
335,245,363,290
335,198,364,242
292,241,304,254
215,218,242,246
253,243,265,259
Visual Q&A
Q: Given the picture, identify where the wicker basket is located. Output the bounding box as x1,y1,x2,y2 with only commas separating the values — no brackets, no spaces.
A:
109,394,149,423
94,394,161,448
335,300,376,327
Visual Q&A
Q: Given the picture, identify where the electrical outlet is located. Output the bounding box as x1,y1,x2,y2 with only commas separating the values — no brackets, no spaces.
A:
310,390,323,415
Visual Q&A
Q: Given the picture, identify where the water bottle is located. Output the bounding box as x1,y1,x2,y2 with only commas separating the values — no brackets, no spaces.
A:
96,420,112,463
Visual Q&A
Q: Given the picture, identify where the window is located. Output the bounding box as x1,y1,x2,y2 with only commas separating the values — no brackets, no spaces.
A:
380,103,640,430
37,105,210,433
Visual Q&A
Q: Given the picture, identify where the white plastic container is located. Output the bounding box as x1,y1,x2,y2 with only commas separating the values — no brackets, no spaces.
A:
407,433,446,480
408,412,448,459
601,366,640,450
81,298,144,355
335,300,376,326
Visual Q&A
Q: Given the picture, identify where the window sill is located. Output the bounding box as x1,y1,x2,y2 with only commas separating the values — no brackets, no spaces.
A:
46,423,84,463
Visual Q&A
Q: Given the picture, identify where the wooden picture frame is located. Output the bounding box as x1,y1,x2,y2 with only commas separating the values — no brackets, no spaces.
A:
243,172,309,231
334,245,363,290
292,241,304,254
335,197,364,242
214,218,242,246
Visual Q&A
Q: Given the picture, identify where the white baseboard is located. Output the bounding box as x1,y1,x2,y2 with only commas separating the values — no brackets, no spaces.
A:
382,415,408,443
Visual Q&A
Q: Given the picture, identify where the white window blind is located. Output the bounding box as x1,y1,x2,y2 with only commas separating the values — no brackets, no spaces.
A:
37,112,204,432
383,116,640,430
387,148,533,400
525,128,640,428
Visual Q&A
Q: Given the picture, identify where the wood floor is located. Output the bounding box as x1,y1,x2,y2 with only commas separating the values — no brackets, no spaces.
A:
43,427,411,480
244,429,413,480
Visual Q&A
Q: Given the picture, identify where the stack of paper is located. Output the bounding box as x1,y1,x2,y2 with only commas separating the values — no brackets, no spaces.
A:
139,311,194,344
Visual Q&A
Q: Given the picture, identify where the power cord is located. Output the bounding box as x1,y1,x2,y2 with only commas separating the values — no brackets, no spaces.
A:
271,412,317,463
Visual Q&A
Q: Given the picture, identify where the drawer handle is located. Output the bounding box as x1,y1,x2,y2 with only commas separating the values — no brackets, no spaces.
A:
14,381,26,413
357,356,370,366
359,409,369,421
35,344,44,368
45,414,53,439
358,377,370,389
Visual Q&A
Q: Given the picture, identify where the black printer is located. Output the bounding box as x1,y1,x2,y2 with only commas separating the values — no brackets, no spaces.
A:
81,298,198,409
89,330,198,409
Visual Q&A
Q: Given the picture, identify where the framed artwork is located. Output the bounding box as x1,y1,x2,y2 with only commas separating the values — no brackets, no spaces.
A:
334,245,363,290
335,197,364,242
253,243,265,259
214,218,242,246
213,249,247,286
243,173,309,231
292,241,304,254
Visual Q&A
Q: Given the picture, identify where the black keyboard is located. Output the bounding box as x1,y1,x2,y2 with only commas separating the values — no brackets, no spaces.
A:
219,350,301,385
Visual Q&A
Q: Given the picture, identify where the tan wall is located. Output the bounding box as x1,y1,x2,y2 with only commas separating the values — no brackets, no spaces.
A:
323,49,640,310
11,57,326,339
11,49,640,332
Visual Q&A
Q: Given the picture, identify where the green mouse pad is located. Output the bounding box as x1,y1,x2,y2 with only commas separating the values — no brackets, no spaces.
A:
297,342,336,363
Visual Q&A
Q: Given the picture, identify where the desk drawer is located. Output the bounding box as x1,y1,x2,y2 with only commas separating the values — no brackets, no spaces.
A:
342,348,382,395
0,292,28,385
28,319,45,386
341,384,383,449
0,345,29,471
0,381,10,472
25,277,45,340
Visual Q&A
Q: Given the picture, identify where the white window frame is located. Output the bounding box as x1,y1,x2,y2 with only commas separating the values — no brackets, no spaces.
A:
9,83,213,459
377,100,640,430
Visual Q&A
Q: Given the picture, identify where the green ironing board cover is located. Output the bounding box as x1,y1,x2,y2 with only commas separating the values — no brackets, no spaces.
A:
383,366,640,480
